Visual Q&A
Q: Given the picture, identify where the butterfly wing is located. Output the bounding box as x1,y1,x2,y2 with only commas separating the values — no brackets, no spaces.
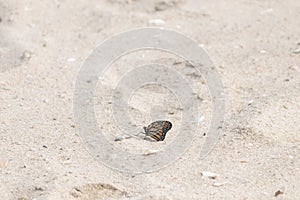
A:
145,121,172,141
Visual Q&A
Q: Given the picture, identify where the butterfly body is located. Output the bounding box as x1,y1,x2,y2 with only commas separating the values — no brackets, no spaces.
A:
143,121,172,141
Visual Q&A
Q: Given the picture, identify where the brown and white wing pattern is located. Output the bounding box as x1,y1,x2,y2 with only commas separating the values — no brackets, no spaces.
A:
143,121,172,141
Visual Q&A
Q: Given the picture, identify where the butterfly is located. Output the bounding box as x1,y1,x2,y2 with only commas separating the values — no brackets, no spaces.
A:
143,121,172,141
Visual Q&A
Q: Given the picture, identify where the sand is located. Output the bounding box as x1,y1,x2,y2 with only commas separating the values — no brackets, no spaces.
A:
0,0,299,199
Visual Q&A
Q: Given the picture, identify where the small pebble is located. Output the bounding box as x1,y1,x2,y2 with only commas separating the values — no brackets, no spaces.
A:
240,160,249,163
148,19,165,25
67,57,76,62
201,171,219,179
63,160,72,165
34,186,45,191
292,48,300,54
247,143,253,148
144,149,160,156
259,50,266,54
43,98,49,103
197,115,205,123
274,189,284,197
20,50,32,61
213,181,227,187
114,135,131,141
114,136,123,141
248,100,254,105
261,8,273,14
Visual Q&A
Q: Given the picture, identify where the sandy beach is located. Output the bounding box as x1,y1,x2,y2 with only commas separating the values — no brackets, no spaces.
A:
0,0,299,199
